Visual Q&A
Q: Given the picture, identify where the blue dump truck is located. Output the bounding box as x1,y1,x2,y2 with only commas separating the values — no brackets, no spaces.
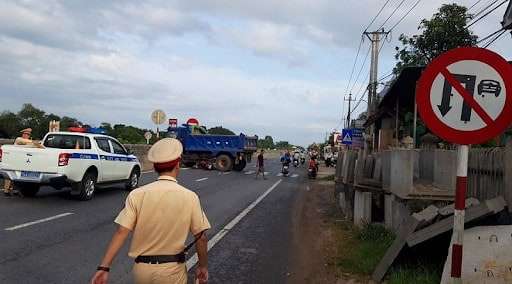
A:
168,124,258,172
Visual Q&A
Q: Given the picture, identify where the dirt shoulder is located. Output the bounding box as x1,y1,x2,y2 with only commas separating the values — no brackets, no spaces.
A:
288,179,367,284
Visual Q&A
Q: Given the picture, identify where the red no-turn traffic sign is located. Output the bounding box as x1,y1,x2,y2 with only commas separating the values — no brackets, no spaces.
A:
416,47,512,145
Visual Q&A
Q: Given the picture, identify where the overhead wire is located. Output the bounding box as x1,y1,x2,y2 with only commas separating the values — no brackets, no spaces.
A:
467,0,509,28
483,29,509,48
389,0,423,31
344,37,364,95
477,27,506,44
472,0,499,18
348,43,372,94
378,0,408,30
468,0,482,11
468,0,485,11
364,0,393,31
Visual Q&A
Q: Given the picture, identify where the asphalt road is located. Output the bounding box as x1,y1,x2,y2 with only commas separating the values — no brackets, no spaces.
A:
0,158,307,284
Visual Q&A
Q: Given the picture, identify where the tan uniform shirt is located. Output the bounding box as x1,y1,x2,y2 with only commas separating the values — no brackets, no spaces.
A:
15,137,34,145
115,176,211,258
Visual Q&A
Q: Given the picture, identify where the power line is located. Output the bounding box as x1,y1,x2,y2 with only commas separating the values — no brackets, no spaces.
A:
477,27,505,44
349,43,372,94
365,0,393,31
378,0,408,30
389,0,423,31
473,0,499,18
467,0,509,28
344,37,364,95
483,29,509,48
468,0,485,11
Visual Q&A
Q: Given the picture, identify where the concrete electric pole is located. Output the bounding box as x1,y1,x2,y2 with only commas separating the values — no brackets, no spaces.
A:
344,93,356,129
363,29,389,151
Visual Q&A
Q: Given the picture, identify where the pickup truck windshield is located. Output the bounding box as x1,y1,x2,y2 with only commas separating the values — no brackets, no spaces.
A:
44,134,92,150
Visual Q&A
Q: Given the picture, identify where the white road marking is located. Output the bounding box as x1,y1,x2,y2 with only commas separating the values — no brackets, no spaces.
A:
186,179,283,271
291,174,299,178
277,173,283,177
181,167,190,170
223,172,231,175
141,170,153,175
264,172,270,175
5,213,74,231
195,178,208,182
306,186,310,191
244,170,255,175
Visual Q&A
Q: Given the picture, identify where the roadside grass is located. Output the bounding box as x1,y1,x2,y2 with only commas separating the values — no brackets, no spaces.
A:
388,264,441,284
335,222,395,275
332,221,441,283
319,174,335,181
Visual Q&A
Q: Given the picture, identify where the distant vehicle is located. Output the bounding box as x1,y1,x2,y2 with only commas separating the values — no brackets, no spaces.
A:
0,130,141,200
478,80,501,97
168,123,257,172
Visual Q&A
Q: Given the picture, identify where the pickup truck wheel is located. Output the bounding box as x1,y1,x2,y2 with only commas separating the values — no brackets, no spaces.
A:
15,183,40,197
73,172,97,201
215,155,233,172
125,168,140,191
233,159,247,172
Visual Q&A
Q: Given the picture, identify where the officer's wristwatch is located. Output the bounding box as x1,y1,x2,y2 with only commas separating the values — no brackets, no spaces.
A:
97,266,110,272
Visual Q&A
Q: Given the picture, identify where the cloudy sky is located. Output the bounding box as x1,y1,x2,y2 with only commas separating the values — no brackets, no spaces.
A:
1,0,510,145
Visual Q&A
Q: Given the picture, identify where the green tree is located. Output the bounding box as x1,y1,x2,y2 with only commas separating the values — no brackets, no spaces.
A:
257,135,275,149
208,126,235,135
60,116,82,130
0,111,21,138
394,4,477,74
275,141,291,149
17,104,47,139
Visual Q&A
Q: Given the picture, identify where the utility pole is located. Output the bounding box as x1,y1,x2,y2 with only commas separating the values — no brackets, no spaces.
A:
363,29,389,152
344,93,356,129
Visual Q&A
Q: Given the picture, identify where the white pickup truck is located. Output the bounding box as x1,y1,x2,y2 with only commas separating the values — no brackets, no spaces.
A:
0,131,141,200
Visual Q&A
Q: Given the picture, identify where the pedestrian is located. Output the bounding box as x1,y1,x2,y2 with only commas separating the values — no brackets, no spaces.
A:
90,138,211,284
255,149,266,180
3,128,43,196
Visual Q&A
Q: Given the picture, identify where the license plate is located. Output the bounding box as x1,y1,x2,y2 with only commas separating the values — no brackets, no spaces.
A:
21,171,41,179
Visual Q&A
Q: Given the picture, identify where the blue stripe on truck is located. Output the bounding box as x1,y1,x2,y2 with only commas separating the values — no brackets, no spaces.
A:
69,153,99,160
69,153,137,162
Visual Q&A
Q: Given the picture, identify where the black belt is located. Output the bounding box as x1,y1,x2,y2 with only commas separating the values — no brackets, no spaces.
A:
135,253,186,264
135,230,206,265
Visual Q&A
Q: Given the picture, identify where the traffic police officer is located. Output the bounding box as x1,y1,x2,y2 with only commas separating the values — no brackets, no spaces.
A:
91,138,211,284
3,128,43,196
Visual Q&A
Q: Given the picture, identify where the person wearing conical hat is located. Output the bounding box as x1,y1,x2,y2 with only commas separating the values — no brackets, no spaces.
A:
91,138,211,284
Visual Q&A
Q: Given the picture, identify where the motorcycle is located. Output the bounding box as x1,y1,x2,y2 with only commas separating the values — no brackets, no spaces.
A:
308,160,318,179
293,159,299,167
282,163,290,176
300,157,305,165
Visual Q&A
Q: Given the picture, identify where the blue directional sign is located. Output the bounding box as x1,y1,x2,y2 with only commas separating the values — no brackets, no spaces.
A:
341,129,353,145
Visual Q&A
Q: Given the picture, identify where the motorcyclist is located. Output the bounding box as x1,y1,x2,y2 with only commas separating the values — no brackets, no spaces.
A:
293,151,300,166
300,151,306,164
281,150,292,172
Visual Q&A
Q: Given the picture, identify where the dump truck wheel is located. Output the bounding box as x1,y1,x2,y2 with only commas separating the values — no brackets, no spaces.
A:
215,155,233,172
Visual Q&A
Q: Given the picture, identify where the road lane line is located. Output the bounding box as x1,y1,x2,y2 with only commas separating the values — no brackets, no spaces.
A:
141,170,154,175
223,172,231,175
195,178,208,182
244,170,255,175
5,213,74,231
291,174,299,178
186,179,283,271
277,173,283,177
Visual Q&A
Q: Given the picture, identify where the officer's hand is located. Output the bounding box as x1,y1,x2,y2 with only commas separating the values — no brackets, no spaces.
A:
196,266,208,283
91,271,109,284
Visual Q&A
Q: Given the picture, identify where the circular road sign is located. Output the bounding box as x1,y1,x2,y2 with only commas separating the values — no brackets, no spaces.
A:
151,109,166,125
144,131,152,140
416,47,512,145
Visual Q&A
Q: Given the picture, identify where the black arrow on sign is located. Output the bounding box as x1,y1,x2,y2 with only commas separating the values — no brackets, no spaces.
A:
437,88,452,116
438,74,477,122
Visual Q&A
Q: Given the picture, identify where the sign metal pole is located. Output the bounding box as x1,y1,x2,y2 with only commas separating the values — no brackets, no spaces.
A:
450,144,468,283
